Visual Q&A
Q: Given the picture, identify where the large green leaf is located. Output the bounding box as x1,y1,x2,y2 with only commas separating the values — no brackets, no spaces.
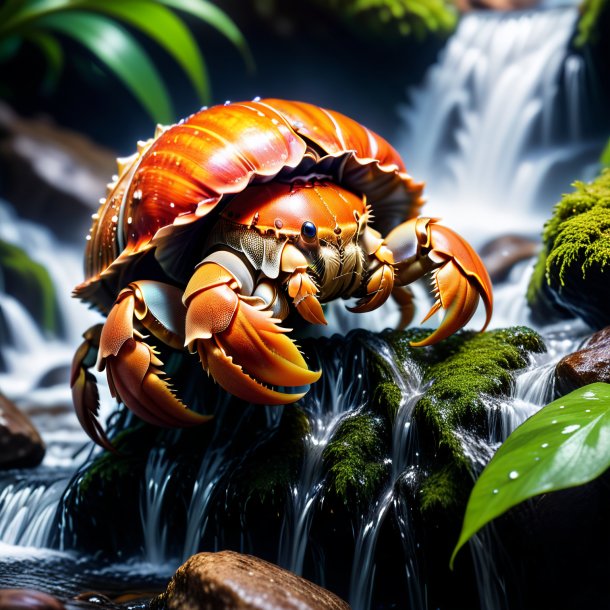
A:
451,382,610,568
37,11,173,123
80,0,210,103
159,0,254,71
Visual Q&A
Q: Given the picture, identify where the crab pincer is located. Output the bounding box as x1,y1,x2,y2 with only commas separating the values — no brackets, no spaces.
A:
183,262,321,404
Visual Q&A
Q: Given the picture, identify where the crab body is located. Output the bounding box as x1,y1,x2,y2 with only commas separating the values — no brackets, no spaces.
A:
71,99,493,449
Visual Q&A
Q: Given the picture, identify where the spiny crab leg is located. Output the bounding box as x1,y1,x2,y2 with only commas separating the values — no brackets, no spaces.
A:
99,281,211,429
183,255,321,405
385,217,493,347
348,226,395,313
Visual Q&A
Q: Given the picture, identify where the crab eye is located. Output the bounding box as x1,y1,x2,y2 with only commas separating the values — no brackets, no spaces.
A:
301,221,317,240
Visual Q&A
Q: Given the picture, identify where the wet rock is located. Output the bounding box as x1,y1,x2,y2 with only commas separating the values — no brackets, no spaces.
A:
0,102,116,242
0,393,45,469
0,589,64,610
527,169,610,329
479,234,539,284
555,327,610,396
152,551,350,610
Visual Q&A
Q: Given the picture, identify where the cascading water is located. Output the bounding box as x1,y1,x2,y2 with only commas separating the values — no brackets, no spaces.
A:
399,6,604,246
278,342,367,576
349,338,425,610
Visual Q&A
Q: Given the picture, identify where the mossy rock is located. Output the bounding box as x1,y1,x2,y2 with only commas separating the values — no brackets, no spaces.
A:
0,239,60,334
384,326,545,514
323,412,388,510
527,169,610,328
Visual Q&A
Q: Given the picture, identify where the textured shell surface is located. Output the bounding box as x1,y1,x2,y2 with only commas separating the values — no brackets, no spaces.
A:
76,99,425,312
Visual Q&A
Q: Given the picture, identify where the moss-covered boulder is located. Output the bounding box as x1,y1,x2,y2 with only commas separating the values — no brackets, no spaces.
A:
527,169,610,328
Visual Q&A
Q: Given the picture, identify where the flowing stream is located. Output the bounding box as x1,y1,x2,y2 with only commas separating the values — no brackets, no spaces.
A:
0,4,605,608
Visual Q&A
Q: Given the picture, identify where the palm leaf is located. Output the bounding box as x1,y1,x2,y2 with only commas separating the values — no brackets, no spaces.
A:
159,0,254,72
79,0,210,102
37,11,173,123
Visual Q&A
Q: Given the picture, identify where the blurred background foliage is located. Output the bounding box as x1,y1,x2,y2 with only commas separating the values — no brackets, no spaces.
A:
0,0,253,124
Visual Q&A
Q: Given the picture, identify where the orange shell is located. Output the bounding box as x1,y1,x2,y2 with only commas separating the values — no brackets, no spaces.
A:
76,99,424,311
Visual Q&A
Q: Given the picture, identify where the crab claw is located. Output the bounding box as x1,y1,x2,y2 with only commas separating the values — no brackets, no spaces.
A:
386,218,493,347
184,262,321,404
100,285,211,428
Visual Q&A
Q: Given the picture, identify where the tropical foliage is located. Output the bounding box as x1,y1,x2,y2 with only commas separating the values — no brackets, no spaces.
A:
0,0,251,123
451,383,610,567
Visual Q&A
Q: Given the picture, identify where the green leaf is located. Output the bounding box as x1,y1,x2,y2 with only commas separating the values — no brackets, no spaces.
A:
79,0,210,103
25,29,62,70
37,11,173,123
450,382,610,568
158,0,254,72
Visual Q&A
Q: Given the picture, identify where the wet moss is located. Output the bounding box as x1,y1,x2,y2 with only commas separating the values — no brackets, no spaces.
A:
528,170,610,327
227,407,310,505
575,0,609,47
386,327,545,513
323,412,388,510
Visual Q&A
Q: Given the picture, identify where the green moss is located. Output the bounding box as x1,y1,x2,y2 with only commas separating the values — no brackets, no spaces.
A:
318,0,457,41
528,170,610,327
323,412,388,509
229,407,310,504
384,327,545,513
0,239,59,333
418,464,466,514
574,0,609,47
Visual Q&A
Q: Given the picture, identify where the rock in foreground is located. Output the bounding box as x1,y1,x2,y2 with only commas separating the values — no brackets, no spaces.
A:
0,393,45,469
152,551,350,610
555,327,610,396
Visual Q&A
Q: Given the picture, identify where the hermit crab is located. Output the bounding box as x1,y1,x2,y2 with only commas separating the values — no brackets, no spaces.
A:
71,99,493,449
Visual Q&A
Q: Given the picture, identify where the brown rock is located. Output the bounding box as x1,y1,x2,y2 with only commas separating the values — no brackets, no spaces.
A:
479,234,539,284
0,589,64,610
152,551,350,610
0,393,45,469
555,327,610,396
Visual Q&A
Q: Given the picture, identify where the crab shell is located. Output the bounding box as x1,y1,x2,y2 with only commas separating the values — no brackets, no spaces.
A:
75,99,424,312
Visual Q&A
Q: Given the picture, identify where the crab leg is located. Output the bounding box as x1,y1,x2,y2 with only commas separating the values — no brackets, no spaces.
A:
71,324,115,451
281,243,327,325
98,281,211,431
349,226,395,313
384,217,493,346
184,250,321,405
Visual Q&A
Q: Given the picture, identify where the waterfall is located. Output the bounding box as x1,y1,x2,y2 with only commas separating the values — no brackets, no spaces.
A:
0,199,106,550
399,7,604,247
278,339,367,576
350,338,425,610
0,472,71,548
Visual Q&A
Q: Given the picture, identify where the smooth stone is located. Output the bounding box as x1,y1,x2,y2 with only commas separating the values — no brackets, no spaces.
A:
479,234,539,284
0,393,45,469
0,589,65,610
152,551,350,610
555,327,610,396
